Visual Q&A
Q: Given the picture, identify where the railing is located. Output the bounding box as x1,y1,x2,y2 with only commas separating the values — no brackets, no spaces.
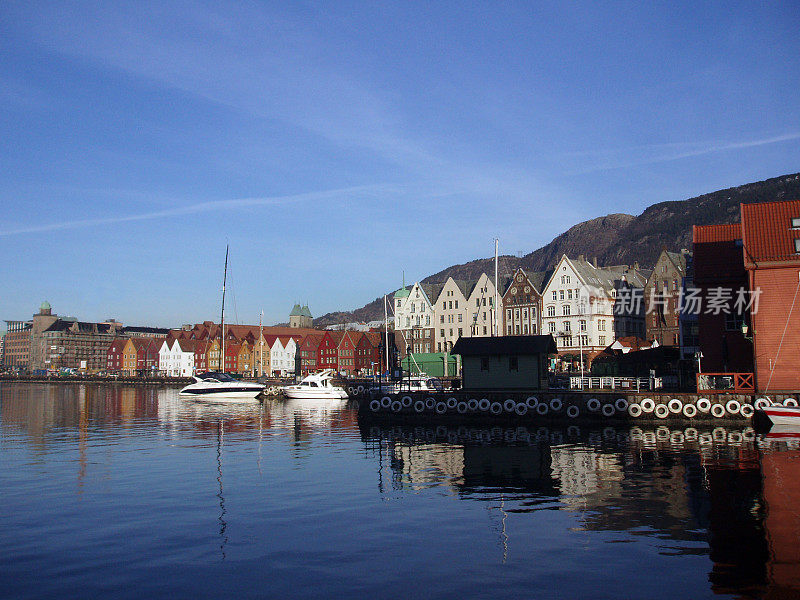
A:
696,372,754,394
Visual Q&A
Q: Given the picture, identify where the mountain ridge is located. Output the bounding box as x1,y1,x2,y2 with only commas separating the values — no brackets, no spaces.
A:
314,173,800,326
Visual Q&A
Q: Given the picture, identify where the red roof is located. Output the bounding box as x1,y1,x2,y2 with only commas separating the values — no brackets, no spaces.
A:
693,223,741,244
741,200,800,266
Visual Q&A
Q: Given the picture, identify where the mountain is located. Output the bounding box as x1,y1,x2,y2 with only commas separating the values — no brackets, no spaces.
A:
314,173,800,326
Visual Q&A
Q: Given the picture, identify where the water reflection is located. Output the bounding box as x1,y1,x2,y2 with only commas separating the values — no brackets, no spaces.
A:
360,420,800,598
3,382,800,599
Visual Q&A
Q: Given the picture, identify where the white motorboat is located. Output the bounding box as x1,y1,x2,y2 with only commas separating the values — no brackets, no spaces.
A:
282,369,349,400
180,371,264,401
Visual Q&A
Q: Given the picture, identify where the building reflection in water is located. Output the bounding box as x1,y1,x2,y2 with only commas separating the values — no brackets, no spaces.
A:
360,421,800,598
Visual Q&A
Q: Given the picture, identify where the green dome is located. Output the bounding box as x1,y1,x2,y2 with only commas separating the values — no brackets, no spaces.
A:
393,287,410,299
40,300,51,311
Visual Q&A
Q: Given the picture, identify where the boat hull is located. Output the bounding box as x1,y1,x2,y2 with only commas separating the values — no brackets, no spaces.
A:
761,406,800,426
180,383,264,401
282,388,348,400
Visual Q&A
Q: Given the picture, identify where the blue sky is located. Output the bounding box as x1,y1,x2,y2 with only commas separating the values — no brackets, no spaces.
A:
1,1,798,328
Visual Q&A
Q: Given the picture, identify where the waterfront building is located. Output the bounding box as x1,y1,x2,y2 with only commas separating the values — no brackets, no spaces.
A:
289,304,313,329
644,249,691,347
435,278,472,353
336,331,359,375
451,335,557,390
122,337,163,376
223,341,241,373
692,223,752,375
253,333,274,377
741,200,800,392
270,336,297,376
3,319,32,369
394,281,439,355
298,333,324,375
502,268,548,338
540,255,647,366
355,331,383,376
237,340,253,375
158,339,196,377
106,338,126,373
318,331,344,372
466,273,499,338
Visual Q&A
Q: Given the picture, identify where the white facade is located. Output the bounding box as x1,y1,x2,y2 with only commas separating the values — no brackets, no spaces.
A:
466,273,499,338
159,339,195,377
394,282,436,353
435,278,470,352
270,337,296,376
541,255,646,355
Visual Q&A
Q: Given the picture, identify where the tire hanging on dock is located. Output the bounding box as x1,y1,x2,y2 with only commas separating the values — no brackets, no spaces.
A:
586,398,601,412
667,398,683,414
401,395,413,408
381,396,392,408
725,399,741,415
696,398,711,413
614,398,628,412
549,398,563,412
503,399,517,413
601,403,616,417
654,404,669,419
628,403,642,417
414,400,426,413
525,396,539,408
682,403,697,418
710,403,726,418
566,405,580,418
515,403,528,416
369,399,381,412
490,402,503,415
640,398,655,413
740,403,754,418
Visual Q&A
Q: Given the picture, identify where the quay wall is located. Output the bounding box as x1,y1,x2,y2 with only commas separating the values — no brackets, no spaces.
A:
355,389,786,423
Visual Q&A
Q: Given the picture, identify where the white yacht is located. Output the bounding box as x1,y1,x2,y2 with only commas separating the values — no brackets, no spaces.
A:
180,371,265,401
282,370,349,400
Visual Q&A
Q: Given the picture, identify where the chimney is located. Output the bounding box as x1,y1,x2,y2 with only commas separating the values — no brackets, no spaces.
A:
593,256,598,268
634,261,639,271
578,254,585,262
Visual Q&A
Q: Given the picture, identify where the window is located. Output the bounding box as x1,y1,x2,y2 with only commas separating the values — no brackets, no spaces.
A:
458,328,463,336
509,356,518,371
523,324,528,334
568,289,573,300
725,311,745,332
507,325,512,335
515,325,520,334
476,298,480,307
552,291,557,301
481,357,489,371
563,321,571,331
507,309,512,319
440,315,444,323
549,322,555,333
449,301,453,309
580,320,586,331
564,336,572,347
547,306,555,317
559,290,565,301
458,314,462,323
792,217,800,228
440,329,445,338
454,301,458,309
483,326,487,335
599,336,606,345
795,239,800,253
563,305,571,316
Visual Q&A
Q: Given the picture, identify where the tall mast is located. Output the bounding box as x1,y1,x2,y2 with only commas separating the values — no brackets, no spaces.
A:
259,310,263,377
220,245,229,372
494,238,499,336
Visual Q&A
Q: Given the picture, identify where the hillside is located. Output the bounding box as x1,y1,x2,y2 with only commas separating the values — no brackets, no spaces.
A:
314,173,800,326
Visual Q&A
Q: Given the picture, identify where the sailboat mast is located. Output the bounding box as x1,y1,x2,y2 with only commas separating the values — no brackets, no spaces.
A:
384,295,389,374
259,310,263,377
494,238,499,337
220,245,229,372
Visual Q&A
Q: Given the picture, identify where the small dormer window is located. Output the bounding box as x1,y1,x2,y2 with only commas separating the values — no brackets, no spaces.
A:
795,239,800,253
792,218,800,228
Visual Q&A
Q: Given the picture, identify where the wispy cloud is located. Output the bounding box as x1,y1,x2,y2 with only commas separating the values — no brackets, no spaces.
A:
0,184,394,237
565,132,800,174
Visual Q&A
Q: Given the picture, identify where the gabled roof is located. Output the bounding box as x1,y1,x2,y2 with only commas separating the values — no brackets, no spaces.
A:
419,283,444,305
741,200,800,265
289,303,303,316
452,335,557,356
176,338,198,352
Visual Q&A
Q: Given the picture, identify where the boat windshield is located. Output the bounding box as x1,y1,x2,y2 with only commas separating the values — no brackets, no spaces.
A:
199,371,238,383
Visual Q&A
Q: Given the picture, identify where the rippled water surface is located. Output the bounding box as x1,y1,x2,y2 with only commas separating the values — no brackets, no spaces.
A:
3,383,800,599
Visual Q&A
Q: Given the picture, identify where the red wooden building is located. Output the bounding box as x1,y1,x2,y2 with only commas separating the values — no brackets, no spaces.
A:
741,200,800,392
106,338,126,373
318,331,344,372
298,334,324,375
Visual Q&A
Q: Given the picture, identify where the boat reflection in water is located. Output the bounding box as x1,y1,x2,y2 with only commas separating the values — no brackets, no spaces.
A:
5,382,800,599
359,420,800,598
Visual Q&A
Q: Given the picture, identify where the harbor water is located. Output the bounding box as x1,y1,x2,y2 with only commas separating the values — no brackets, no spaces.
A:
2,383,799,599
